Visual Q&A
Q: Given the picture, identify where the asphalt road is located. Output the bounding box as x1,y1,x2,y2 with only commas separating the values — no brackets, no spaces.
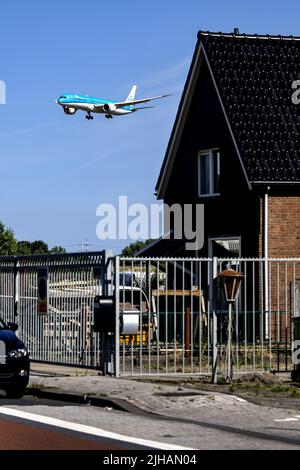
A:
1,393,300,450
0,415,125,450
0,395,155,450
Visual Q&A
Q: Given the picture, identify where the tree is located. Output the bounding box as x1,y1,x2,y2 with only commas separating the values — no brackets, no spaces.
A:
121,239,154,257
17,241,32,256
0,221,67,256
30,240,49,254
16,240,66,255
50,246,66,253
0,222,18,255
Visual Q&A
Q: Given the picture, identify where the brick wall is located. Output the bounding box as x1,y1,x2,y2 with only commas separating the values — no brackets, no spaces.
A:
267,196,300,257
259,195,300,257
259,195,300,342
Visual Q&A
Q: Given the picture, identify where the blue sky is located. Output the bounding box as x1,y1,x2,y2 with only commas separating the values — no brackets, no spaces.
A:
0,0,299,253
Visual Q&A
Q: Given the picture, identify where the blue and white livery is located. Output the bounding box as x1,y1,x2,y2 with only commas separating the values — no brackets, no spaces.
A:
56,85,171,120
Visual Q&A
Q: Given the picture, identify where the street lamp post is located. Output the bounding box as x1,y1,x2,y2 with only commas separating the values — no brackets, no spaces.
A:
218,268,244,382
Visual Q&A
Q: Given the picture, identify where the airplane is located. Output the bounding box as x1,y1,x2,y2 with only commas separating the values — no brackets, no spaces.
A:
56,85,171,120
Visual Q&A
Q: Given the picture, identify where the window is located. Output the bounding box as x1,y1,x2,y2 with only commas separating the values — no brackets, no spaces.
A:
198,149,221,196
209,238,241,258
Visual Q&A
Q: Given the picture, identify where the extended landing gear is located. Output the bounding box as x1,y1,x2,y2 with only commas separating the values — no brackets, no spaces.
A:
105,114,113,119
86,113,93,120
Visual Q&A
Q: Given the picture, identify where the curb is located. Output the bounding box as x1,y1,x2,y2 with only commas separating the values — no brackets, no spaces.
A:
27,386,149,415
27,384,300,414
26,386,300,447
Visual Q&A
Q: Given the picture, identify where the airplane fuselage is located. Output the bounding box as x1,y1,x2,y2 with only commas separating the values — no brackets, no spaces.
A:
56,87,170,120
57,94,133,117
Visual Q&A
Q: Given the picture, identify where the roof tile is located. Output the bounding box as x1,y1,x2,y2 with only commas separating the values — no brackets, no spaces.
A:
201,32,300,182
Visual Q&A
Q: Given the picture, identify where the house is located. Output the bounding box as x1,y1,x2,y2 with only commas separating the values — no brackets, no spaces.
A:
139,30,300,341
153,29,300,259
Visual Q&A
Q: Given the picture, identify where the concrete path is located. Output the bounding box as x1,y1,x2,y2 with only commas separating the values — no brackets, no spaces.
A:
26,362,300,449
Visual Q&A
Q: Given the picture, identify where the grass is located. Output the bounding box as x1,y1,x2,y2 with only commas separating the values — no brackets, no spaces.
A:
220,381,300,398
290,388,300,398
270,384,300,397
217,376,227,385
158,373,300,402
212,380,300,400
271,385,291,393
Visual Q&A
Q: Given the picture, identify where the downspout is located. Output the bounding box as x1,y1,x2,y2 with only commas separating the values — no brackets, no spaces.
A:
264,189,269,339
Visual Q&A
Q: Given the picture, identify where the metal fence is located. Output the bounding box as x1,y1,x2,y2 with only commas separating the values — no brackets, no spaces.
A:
115,257,297,378
0,253,297,378
0,251,109,367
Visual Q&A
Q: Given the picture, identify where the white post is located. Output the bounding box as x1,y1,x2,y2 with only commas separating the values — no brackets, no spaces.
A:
227,302,233,381
264,191,269,339
115,256,120,378
212,257,218,383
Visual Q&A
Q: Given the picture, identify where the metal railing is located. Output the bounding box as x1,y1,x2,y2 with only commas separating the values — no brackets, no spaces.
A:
115,257,296,377
116,256,215,376
0,251,107,367
0,253,297,377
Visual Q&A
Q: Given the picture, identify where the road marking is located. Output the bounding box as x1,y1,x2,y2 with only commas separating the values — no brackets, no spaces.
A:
274,418,299,422
0,407,193,450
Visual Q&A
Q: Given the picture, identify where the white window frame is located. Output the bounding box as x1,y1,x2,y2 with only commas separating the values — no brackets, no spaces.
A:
197,148,221,197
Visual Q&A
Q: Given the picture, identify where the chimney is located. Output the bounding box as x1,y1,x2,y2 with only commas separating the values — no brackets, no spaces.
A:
233,28,240,35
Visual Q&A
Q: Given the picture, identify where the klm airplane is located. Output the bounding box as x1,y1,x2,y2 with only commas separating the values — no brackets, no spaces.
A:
56,85,171,120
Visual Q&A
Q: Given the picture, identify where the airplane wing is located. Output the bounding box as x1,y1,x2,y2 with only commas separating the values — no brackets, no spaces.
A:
131,105,155,112
93,94,171,110
114,93,172,108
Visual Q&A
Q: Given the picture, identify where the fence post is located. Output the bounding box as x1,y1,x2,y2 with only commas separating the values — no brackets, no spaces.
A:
212,257,218,383
264,192,269,340
115,255,120,378
102,250,115,375
13,258,19,321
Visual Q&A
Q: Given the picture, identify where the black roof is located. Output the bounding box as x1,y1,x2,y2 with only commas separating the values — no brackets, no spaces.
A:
156,32,300,195
202,32,300,183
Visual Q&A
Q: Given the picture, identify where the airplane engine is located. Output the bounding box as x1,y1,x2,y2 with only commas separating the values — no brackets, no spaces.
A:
103,103,116,113
63,106,76,115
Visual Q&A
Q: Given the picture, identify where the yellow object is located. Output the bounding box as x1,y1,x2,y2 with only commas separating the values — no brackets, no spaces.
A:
120,316,154,347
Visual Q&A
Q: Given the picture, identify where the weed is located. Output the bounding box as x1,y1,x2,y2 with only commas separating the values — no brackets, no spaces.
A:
217,376,226,385
290,388,300,398
271,385,291,393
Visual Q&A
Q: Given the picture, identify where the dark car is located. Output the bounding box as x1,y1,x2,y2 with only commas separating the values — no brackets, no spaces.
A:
0,318,30,398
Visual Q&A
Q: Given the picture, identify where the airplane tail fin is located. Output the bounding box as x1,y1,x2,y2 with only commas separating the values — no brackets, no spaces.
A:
125,85,137,102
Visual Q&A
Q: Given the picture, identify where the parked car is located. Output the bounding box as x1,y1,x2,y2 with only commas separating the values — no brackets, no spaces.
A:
0,317,30,398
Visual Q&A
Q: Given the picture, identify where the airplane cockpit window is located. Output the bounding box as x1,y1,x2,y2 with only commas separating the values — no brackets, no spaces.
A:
60,96,67,99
